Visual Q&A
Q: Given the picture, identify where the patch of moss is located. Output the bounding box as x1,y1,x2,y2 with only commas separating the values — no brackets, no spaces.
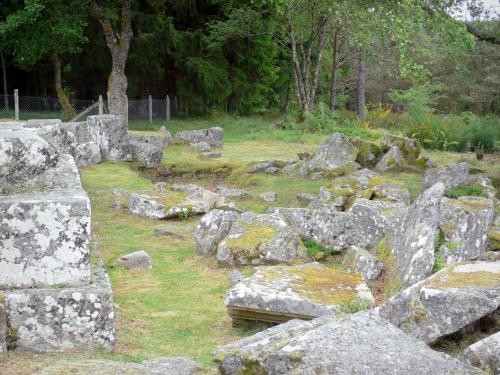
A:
487,231,500,249
428,265,500,288
303,240,339,260
402,298,428,330
442,241,460,252
224,224,278,259
156,190,189,208
454,196,491,211
445,184,488,199
367,176,404,189
324,162,360,179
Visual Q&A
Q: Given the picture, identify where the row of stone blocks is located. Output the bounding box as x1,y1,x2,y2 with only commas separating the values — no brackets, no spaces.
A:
0,116,119,353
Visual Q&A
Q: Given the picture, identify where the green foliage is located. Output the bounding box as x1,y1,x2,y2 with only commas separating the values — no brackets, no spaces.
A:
445,184,488,199
340,298,373,315
432,253,446,274
303,239,339,261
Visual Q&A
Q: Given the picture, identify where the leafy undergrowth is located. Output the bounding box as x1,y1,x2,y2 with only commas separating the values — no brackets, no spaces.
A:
445,184,487,199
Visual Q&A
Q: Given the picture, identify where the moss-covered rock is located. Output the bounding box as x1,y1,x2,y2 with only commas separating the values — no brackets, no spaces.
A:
381,134,422,162
351,137,383,166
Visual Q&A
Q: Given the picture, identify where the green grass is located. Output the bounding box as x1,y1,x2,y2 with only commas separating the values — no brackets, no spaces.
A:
303,240,340,261
444,184,488,199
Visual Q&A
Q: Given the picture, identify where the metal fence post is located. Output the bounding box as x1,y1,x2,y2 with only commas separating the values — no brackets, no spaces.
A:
14,89,19,120
98,95,103,115
166,95,171,121
148,94,153,124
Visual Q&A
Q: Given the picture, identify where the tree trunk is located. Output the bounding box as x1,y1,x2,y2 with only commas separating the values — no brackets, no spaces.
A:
356,53,367,121
329,31,339,111
52,50,76,118
1,52,8,110
92,0,132,122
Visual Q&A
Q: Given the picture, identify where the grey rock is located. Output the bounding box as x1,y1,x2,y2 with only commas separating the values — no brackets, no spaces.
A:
228,270,245,286
342,246,383,285
459,331,500,375
225,262,373,324
216,212,309,266
36,356,201,375
130,133,170,149
190,141,211,152
307,186,346,211
296,192,317,203
282,162,299,175
300,132,359,175
128,192,167,219
216,186,248,198
439,196,495,265
195,209,240,256
388,183,445,290
264,166,279,174
260,191,277,202
351,137,383,166
164,186,225,219
0,189,91,289
368,177,411,206
115,250,152,270
175,127,224,147
73,142,102,167
381,134,422,162
376,145,406,171
247,160,283,173
200,151,221,159
424,162,471,190
0,294,5,356
158,126,174,141
215,311,482,375
471,174,497,199
378,260,500,344
85,115,132,162
129,133,168,167
4,262,115,352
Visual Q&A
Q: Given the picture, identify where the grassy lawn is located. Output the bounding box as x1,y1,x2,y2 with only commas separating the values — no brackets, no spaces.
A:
1,115,499,374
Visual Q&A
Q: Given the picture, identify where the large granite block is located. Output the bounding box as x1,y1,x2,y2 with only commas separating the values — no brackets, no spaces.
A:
85,115,132,162
175,127,224,147
4,262,115,352
0,189,91,288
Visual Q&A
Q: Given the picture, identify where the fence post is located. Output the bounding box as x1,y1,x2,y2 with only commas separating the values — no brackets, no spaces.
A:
166,95,171,121
148,94,152,124
98,95,103,115
14,89,19,121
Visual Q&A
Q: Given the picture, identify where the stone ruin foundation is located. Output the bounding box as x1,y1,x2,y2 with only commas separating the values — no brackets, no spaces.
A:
0,115,134,353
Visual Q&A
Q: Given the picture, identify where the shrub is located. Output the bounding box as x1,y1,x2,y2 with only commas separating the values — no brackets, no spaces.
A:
444,184,487,199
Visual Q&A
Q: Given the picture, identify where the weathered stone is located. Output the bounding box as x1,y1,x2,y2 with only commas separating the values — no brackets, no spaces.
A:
0,189,91,289
73,142,102,167
215,311,481,375
228,270,245,286
264,166,279,174
367,176,411,206
32,154,83,191
215,186,248,198
225,262,373,324
488,216,500,251
247,160,286,173
439,196,495,265
195,209,240,256
159,126,174,141
4,262,115,352
376,145,406,171
190,141,211,152
471,174,497,199
342,246,383,285
296,192,317,203
164,185,225,219
423,162,471,189
85,115,132,162
414,156,435,169
0,294,6,356
129,133,170,149
25,119,77,156
115,250,152,270
216,212,309,266
378,261,500,344
307,186,347,211
36,357,201,375
199,151,221,159
381,134,422,162
128,192,168,219
388,183,445,290
129,133,168,168
175,127,224,147
299,132,359,175
259,191,277,202
459,331,500,375
351,137,382,166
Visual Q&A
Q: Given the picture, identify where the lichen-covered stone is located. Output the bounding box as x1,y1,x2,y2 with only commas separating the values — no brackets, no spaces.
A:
225,262,373,324
378,261,500,344
381,134,422,162
296,192,317,203
128,192,168,219
459,331,500,374
73,142,102,167
376,145,406,171
115,250,152,270
216,212,309,266
342,246,383,285
439,196,495,264
307,186,347,211
129,133,168,167
36,357,201,375
175,127,224,147
0,189,91,289
259,191,277,202
195,209,240,256
247,160,287,173
85,115,132,162
4,262,115,352
387,183,445,291
215,311,482,375
423,162,471,189
190,141,211,152
0,293,6,356
216,186,248,198
471,174,497,199
367,176,411,206
299,132,359,175
488,216,500,251
351,137,382,166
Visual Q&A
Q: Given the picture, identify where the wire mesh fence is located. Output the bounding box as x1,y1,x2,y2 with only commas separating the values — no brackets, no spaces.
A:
0,93,179,122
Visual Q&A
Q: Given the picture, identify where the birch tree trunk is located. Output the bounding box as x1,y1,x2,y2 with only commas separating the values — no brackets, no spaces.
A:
356,53,367,121
1,52,8,110
329,31,339,110
52,50,76,118
92,0,132,122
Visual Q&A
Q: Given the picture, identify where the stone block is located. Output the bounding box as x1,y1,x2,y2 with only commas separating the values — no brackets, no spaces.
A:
0,189,91,289
85,115,132,162
175,127,224,147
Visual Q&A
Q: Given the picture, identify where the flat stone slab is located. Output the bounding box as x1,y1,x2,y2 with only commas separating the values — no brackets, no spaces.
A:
225,262,373,324
378,260,500,344
3,261,115,352
36,357,201,375
215,311,482,374
0,188,91,289
115,250,152,270
175,127,224,147
459,331,500,374
424,162,470,189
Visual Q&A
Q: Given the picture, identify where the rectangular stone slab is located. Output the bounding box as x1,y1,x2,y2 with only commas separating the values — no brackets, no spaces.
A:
3,263,115,352
0,189,91,289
